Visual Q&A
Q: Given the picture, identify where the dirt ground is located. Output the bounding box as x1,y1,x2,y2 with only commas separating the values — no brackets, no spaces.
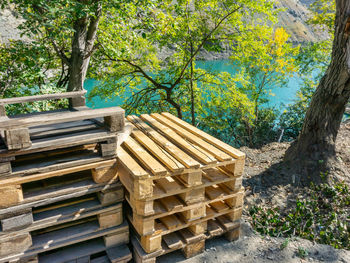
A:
158,122,350,263
158,221,350,263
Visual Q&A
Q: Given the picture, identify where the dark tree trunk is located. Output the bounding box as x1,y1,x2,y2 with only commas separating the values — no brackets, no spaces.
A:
67,2,101,92
285,0,350,183
190,41,195,125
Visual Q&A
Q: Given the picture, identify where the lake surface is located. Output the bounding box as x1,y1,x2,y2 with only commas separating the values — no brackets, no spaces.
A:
85,60,302,111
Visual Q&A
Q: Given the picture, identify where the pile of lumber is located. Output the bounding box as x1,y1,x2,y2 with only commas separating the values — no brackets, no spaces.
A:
118,113,245,263
0,92,132,263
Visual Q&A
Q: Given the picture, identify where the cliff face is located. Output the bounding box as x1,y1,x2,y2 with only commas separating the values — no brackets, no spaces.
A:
0,1,329,50
276,0,329,44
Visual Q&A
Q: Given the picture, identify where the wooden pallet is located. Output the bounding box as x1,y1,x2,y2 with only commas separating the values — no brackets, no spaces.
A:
122,167,242,216
128,187,244,236
117,113,245,199
0,184,124,235
0,91,125,151
0,136,120,179
131,228,206,263
132,218,241,263
0,158,119,208
129,202,243,254
38,239,132,263
0,212,129,262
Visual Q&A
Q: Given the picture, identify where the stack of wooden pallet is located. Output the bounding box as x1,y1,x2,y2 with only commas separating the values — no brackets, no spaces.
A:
118,113,245,263
0,92,132,263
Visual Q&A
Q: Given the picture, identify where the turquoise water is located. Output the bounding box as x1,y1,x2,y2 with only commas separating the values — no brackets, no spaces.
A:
85,60,301,110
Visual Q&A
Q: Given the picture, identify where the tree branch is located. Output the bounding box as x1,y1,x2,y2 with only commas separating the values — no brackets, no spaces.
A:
171,5,242,89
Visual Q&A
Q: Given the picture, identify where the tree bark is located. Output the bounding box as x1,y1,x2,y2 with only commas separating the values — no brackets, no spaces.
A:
67,1,102,92
284,0,350,183
190,41,195,125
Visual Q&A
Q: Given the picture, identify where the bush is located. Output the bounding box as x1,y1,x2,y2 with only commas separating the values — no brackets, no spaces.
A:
249,181,350,249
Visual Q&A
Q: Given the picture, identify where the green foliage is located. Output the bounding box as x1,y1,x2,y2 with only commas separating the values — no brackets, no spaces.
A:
249,181,350,249
308,0,335,34
89,0,277,121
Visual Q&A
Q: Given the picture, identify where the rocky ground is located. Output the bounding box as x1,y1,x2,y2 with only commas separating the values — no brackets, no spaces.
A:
157,122,350,263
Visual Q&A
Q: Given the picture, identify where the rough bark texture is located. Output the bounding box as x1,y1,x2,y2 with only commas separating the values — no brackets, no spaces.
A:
285,0,350,183
67,1,101,92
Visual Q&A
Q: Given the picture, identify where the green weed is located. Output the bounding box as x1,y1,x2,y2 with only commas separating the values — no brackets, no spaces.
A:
249,181,350,249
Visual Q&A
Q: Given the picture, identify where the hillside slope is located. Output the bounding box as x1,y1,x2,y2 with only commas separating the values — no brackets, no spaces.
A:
0,0,329,45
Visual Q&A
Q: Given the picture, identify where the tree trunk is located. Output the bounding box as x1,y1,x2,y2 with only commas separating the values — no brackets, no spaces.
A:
67,2,101,92
284,0,350,183
190,41,195,125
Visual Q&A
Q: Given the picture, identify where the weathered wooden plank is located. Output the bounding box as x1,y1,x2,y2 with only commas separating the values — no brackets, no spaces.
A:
0,129,117,157
0,90,87,105
163,232,183,250
127,115,200,169
0,159,116,188
11,153,107,178
0,107,124,129
0,222,129,263
29,120,97,140
161,112,245,159
151,113,232,162
0,180,122,217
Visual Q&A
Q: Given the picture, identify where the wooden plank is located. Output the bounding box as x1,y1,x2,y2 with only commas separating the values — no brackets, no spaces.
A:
161,112,245,159
159,196,183,212
123,137,167,176
156,177,182,193
205,185,226,200
140,114,216,165
210,201,230,213
129,122,185,173
163,232,183,250
207,220,224,237
0,202,122,239
0,159,116,187
0,107,124,129
1,223,129,263
159,215,182,230
0,181,122,218
0,129,116,157
0,90,87,105
117,147,149,178
29,120,97,140
11,153,107,178
127,115,200,169
151,113,232,162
